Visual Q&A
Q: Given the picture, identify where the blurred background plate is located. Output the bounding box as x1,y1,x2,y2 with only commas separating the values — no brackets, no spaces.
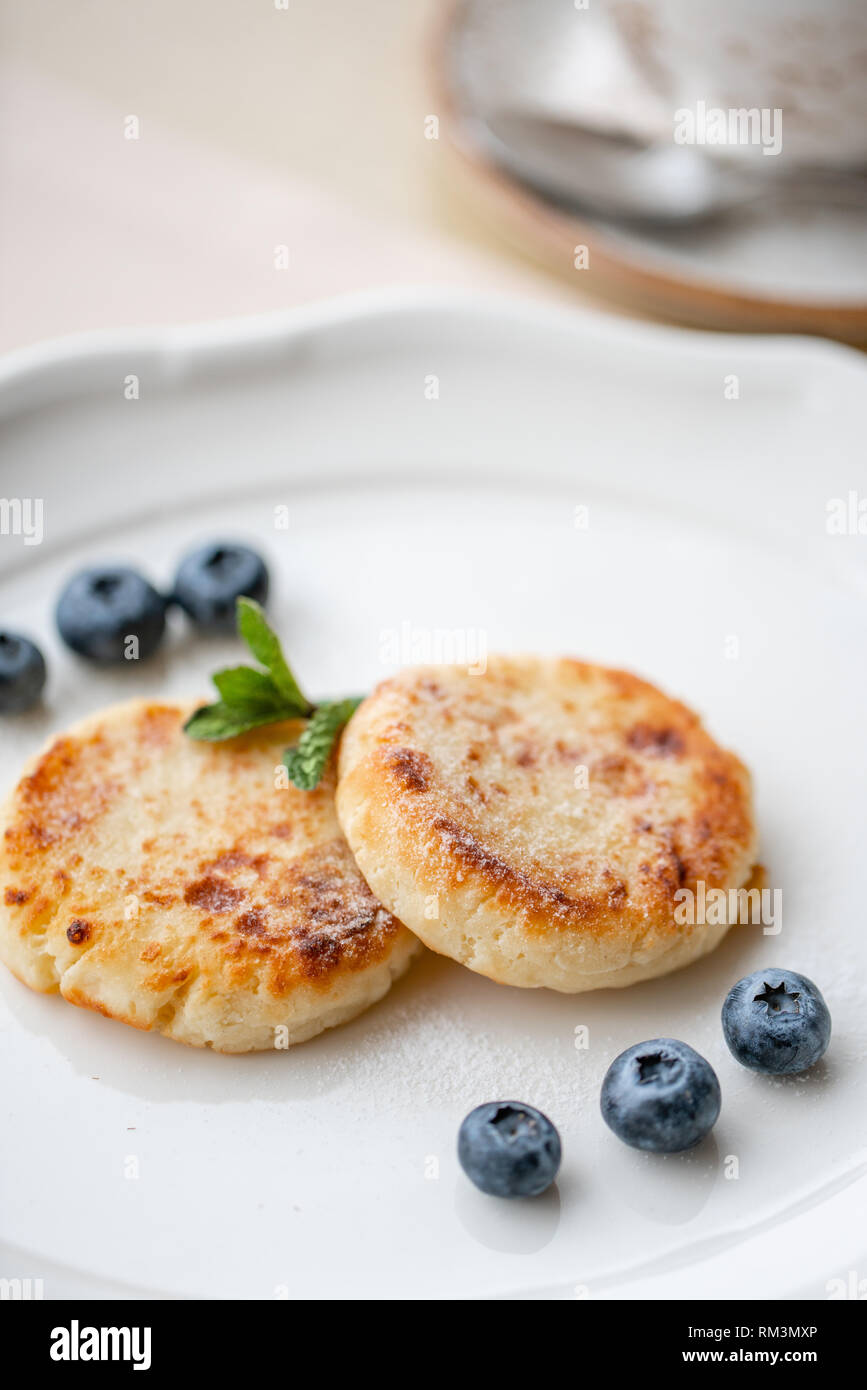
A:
0,290,865,1299
435,0,867,342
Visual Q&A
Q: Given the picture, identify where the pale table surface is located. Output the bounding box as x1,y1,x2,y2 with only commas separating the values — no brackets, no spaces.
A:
0,0,575,352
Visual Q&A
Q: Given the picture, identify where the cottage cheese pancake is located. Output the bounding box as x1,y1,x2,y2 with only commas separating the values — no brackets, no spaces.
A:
0,700,419,1051
336,657,757,992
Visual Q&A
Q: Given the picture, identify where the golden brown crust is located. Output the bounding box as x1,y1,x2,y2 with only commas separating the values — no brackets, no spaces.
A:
336,657,758,991
0,700,419,1050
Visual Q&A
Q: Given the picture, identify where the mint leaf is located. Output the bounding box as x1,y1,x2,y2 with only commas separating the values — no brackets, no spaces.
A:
184,601,361,779
282,697,362,790
212,665,288,714
184,702,292,742
236,598,312,714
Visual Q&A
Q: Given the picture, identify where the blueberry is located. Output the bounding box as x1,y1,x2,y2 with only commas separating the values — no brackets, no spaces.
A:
172,542,269,632
722,968,831,1075
0,632,47,713
56,566,166,663
458,1101,561,1197
601,1038,721,1153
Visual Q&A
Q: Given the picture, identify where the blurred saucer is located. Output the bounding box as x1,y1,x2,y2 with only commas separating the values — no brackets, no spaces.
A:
432,0,867,341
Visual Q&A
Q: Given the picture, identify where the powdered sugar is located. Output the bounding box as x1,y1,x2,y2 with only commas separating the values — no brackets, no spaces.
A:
300,979,605,1120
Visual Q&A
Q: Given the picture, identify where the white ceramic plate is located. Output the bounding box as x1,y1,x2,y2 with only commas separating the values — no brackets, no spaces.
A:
0,290,865,1301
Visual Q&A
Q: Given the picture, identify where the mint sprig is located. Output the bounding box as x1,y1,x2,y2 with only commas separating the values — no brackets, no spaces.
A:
282,697,362,791
184,598,359,789
236,598,312,713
